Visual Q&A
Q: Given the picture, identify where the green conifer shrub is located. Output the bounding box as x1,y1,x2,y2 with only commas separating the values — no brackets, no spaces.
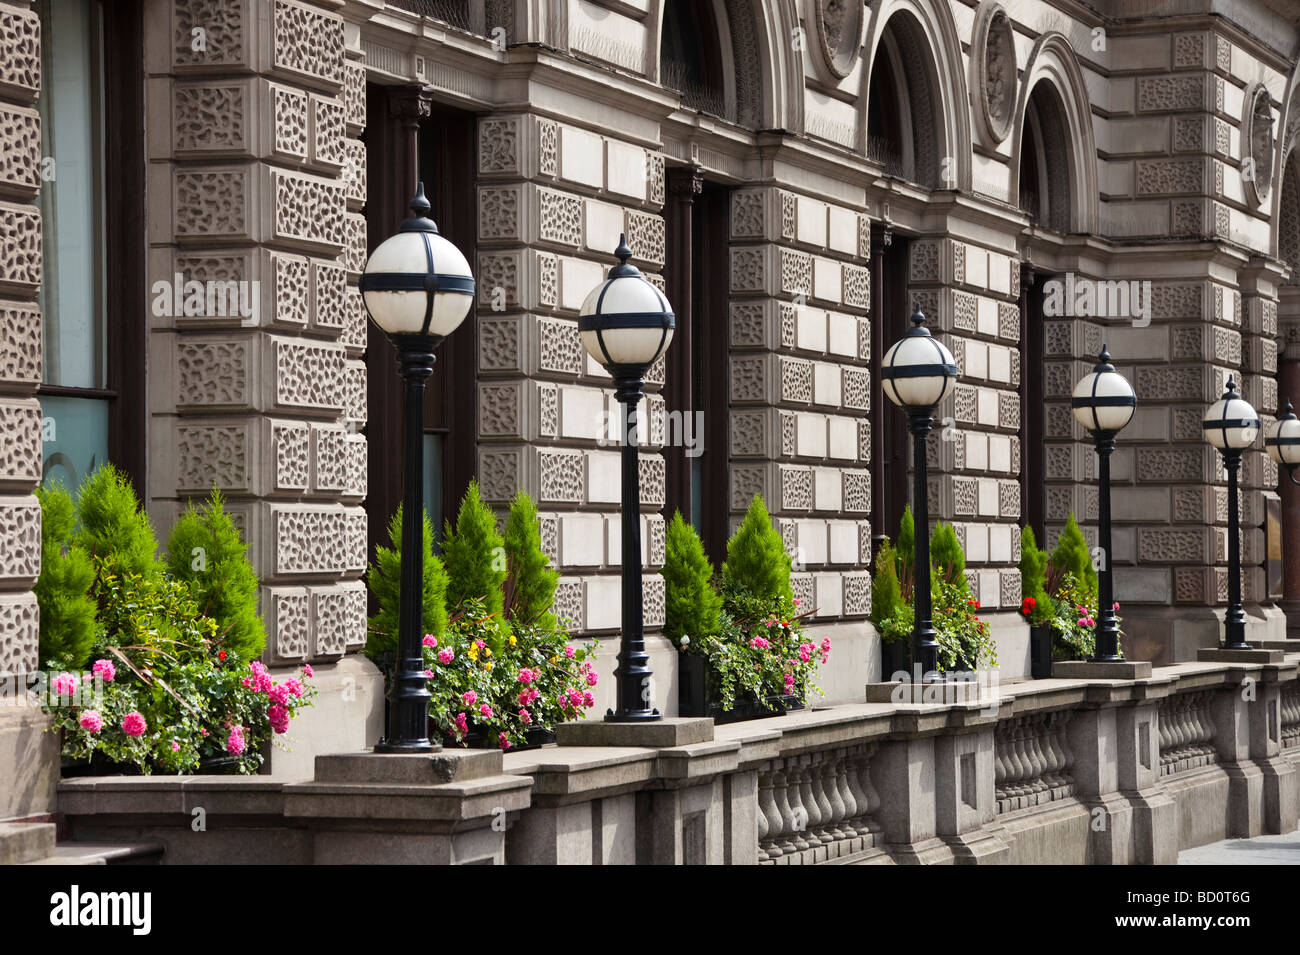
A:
929,521,969,593
662,511,723,646
1051,514,1097,595
719,494,793,606
73,465,159,577
502,490,558,629
441,479,507,617
365,504,449,659
34,483,99,669
165,487,266,663
1019,526,1050,613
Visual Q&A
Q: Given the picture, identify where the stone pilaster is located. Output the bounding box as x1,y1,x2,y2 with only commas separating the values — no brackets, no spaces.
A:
144,0,367,679
908,237,1023,610
473,110,670,706
728,187,873,621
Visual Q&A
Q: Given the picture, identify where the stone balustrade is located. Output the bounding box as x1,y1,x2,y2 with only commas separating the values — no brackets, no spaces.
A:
1158,688,1218,777
47,655,1299,864
994,710,1074,814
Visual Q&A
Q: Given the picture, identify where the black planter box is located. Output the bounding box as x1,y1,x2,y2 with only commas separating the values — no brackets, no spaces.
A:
1030,625,1054,679
879,638,910,683
677,652,802,725
444,721,557,751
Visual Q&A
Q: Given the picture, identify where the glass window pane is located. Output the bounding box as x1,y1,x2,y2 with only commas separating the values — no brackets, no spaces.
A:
37,0,106,389
40,395,109,492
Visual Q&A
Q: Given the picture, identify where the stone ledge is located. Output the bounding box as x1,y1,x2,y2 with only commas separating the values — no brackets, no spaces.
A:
313,749,502,785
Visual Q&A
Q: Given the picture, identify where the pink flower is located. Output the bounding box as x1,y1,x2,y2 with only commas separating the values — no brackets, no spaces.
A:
226,727,246,755
749,636,770,650
121,711,147,737
422,634,437,648
585,669,599,686
438,648,454,664
53,672,77,696
91,659,116,683
564,646,575,659
423,669,433,678
793,598,801,607
455,712,469,735
479,703,493,719
199,727,209,737
302,663,315,678
568,689,584,707
517,668,535,684
171,740,180,752
1113,602,1121,611
519,687,540,707
248,661,273,693
518,708,532,725
285,678,304,698
268,703,289,734
1078,618,1088,628
462,690,477,706
583,691,595,708
82,673,91,683
267,683,290,706
820,637,831,652
499,732,511,750
79,710,103,733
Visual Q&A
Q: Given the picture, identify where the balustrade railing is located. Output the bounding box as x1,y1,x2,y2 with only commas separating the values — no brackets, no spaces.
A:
757,744,880,864
994,710,1074,814
1157,689,1217,776
1283,683,1300,751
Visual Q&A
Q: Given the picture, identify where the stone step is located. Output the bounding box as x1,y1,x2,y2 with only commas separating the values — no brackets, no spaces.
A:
24,840,165,866
0,822,56,865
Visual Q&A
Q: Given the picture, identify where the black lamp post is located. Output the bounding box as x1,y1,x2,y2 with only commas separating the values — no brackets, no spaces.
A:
881,304,958,678
359,183,475,752
1070,346,1137,662
1202,376,1260,651
579,236,675,722
1266,398,1300,486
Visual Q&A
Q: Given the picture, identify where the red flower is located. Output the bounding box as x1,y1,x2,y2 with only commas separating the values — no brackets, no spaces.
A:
218,650,227,661
1020,597,1035,615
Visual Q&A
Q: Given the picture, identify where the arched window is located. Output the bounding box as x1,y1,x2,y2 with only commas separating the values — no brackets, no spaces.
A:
1019,82,1073,233
660,0,726,118
865,15,945,188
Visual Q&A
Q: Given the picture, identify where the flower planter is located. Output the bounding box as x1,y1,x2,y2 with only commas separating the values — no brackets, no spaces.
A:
196,755,242,775
60,753,141,778
879,638,910,683
676,651,802,724
1030,625,1055,679
437,719,556,751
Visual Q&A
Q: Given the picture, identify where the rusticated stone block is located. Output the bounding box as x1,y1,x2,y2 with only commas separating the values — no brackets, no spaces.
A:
0,103,40,199
0,302,40,389
0,5,41,103
0,200,40,292
270,0,345,90
312,581,366,658
0,398,40,487
0,590,38,676
265,586,310,662
0,495,40,583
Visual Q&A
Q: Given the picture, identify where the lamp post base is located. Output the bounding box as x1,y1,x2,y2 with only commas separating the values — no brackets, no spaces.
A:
556,717,713,748
374,739,441,754
1051,660,1152,680
604,707,662,723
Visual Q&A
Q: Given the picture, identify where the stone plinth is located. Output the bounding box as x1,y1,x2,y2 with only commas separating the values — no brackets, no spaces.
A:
1196,648,1284,664
555,717,714,747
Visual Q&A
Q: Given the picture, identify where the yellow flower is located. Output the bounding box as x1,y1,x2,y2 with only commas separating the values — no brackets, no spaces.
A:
485,647,492,657
485,661,493,671
509,635,517,646
468,645,479,660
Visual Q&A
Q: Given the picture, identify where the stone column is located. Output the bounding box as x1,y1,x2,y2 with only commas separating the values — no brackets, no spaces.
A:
1115,698,1178,864
1066,704,1136,864
0,0,55,818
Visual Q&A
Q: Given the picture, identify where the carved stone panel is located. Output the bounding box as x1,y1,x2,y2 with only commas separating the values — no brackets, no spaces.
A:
972,3,1016,146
